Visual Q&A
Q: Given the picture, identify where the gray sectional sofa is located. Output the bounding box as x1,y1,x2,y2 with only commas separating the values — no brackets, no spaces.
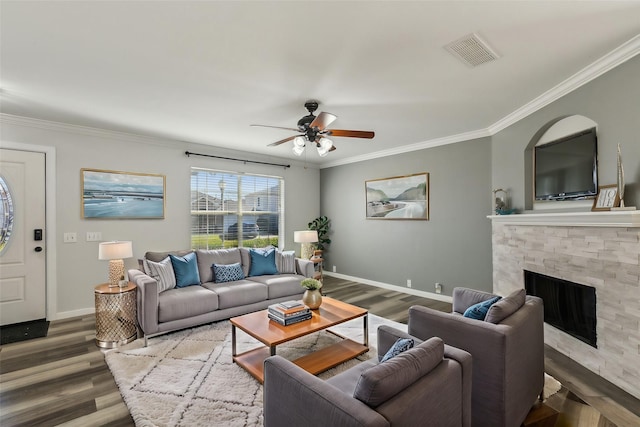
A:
127,247,314,343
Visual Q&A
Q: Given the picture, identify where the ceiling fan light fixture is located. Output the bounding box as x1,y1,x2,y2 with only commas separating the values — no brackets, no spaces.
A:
293,136,306,148
317,137,333,157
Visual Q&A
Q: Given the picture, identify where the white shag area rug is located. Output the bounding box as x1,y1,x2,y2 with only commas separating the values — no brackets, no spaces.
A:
105,314,406,427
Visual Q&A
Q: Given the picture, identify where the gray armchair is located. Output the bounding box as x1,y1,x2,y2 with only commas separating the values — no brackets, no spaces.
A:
407,288,544,427
263,325,472,427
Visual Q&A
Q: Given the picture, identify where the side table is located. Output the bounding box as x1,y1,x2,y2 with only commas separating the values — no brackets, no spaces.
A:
94,282,137,348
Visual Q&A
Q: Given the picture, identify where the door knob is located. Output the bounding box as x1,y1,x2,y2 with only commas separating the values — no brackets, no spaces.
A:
34,246,43,252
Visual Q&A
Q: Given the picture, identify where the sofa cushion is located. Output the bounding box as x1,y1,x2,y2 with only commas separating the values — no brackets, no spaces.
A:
380,338,414,363
249,247,278,276
247,274,305,299
463,296,501,320
158,286,219,323
143,256,176,293
196,248,242,283
452,287,499,314
485,288,526,324
170,252,201,288
213,262,244,283
276,250,296,274
353,337,444,407
201,280,268,309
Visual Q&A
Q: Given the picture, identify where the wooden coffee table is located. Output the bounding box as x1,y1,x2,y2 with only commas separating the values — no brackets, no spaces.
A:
230,297,368,383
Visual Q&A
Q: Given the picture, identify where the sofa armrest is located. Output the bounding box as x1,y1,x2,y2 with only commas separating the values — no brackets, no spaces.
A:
295,258,314,278
127,269,159,335
264,356,389,427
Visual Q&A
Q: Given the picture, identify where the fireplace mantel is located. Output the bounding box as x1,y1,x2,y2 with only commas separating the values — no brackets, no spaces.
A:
488,210,640,227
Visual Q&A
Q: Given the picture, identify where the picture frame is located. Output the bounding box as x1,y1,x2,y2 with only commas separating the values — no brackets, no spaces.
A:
81,169,166,219
591,184,619,211
365,173,429,220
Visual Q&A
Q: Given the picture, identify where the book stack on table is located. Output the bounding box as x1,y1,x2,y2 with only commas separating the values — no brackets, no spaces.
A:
268,300,311,326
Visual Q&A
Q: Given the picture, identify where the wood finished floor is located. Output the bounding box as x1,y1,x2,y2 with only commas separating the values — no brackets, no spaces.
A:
1,275,638,427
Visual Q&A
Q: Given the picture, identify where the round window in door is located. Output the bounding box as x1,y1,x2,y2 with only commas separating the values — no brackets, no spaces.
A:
0,175,14,254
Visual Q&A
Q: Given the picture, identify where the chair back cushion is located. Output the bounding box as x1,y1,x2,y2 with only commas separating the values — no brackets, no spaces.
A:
485,288,526,324
354,337,444,407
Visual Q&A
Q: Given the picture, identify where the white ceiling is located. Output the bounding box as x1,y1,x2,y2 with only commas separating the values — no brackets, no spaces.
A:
2,1,639,166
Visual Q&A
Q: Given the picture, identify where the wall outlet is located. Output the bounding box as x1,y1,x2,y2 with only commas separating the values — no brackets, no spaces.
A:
332,265,336,273
63,232,77,243
407,279,412,288
86,231,102,241
435,282,442,294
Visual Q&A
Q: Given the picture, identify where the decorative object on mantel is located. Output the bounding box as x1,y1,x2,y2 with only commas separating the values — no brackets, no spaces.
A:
611,143,636,211
493,188,515,215
592,184,619,211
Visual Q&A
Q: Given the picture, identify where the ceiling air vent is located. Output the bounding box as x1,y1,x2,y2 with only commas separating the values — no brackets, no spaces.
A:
445,33,500,67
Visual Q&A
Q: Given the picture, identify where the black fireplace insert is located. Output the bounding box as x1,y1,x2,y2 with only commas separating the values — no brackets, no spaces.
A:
524,270,597,348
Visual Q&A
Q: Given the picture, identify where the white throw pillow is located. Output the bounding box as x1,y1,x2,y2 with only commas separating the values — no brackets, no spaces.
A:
143,256,176,293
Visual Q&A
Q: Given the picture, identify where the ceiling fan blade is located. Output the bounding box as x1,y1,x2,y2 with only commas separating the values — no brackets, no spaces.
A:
251,124,300,132
310,112,337,131
326,129,375,139
267,135,298,147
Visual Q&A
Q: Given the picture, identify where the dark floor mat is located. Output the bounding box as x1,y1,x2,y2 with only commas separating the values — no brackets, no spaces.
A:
1,319,50,345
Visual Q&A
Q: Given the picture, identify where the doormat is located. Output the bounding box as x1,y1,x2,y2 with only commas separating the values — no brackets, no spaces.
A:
1,318,50,345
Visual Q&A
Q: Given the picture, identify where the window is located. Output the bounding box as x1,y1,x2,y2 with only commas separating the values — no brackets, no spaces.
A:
190,168,283,249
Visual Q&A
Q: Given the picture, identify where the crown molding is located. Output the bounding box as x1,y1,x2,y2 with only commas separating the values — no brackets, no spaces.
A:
324,34,640,169
488,34,640,135
320,128,491,169
0,113,181,148
3,35,639,170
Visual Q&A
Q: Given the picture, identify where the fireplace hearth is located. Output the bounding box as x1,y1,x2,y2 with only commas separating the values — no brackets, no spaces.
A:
524,270,597,348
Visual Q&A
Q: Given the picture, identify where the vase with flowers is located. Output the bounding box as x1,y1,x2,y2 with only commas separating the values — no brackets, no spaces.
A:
300,278,323,309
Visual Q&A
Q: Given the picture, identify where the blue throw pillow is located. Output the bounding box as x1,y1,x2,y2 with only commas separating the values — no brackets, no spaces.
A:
213,263,245,283
249,248,278,276
380,338,414,363
463,296,502,320
169,252,201,288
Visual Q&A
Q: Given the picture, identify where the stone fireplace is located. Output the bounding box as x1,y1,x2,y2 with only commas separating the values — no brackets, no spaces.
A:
490,211,640,399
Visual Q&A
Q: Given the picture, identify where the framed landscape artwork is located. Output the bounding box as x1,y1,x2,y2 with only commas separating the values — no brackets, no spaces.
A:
365,173,429,220
81,169,166,219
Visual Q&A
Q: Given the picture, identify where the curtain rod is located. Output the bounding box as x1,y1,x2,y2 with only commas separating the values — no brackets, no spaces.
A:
185,151,290,169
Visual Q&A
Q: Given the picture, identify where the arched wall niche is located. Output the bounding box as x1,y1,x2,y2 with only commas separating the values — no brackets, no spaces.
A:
524,115,598,211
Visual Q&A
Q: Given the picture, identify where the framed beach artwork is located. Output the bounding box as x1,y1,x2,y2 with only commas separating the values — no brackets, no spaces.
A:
365,173,429,220
81,169,166,219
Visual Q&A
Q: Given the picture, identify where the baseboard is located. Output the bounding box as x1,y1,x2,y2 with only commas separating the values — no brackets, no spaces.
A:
53,307,95,321
324,272,453,303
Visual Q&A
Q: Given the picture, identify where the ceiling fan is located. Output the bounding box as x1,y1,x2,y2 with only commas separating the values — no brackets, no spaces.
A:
251,100,375,157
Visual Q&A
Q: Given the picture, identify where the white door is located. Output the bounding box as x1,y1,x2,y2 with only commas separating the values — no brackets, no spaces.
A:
0,149,46,325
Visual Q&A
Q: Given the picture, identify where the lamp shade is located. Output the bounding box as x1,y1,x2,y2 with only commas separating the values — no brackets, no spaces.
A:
294,230,318,243
98,241,133,260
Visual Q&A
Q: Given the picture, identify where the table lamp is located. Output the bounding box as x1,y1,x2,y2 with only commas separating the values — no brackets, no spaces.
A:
99,241,133,287
294,230,318,260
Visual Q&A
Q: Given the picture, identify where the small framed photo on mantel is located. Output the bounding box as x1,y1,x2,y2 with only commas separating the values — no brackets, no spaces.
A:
592,184,620,211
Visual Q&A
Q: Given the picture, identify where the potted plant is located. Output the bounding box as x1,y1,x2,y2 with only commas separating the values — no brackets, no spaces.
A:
308,216,331,251
300,278,323,309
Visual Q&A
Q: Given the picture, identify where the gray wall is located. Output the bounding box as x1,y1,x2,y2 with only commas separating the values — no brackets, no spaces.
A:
320,137,494,296
1,120,319,318
493,55,640,211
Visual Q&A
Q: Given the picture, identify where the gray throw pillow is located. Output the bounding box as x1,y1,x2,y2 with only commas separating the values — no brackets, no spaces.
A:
485,288,526,324
276,250,296,274
353,337,444,407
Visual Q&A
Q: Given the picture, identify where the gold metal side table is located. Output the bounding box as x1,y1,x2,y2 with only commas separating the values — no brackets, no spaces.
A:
94,282,137,348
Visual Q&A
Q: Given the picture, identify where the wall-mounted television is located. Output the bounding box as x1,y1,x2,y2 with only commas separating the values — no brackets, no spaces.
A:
534,127,598,201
